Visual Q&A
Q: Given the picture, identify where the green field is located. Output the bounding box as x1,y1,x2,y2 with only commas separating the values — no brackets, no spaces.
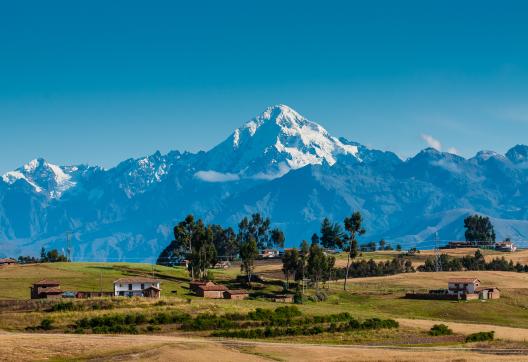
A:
2,260,528,332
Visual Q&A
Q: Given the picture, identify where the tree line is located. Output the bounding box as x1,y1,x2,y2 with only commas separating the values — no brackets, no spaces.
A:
15,247,68,264
418,250,528,273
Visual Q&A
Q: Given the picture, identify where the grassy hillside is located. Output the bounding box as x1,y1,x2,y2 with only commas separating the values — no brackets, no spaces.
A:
0,262,196,299
2,259,528,331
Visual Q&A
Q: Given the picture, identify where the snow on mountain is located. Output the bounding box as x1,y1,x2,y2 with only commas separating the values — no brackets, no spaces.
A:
111,151,175,198
196,105,361,181
1,158,77,199
1,105,528,262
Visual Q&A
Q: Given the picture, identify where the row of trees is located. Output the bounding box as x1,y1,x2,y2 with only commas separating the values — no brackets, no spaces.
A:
16,248,68,264
359,240,402,252
418,250,528,272
282,212,368,291
156,213,284,283
334,257,414,279
282,240,335,292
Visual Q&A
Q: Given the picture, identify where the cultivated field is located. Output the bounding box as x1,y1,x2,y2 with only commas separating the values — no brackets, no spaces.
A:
1,332,528,362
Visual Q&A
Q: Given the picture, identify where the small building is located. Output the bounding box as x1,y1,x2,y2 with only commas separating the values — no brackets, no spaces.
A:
214,261,231,269
271,294,294,303
189,280,214,293
0,258,17,266
495,242,517,252
113,277,161,298
224,289,249,300
196,283,228,298
30,280,63,299
407,278,500,301
476,286,501,300
143,286,161,298
447,278,480,296
259,249,279,259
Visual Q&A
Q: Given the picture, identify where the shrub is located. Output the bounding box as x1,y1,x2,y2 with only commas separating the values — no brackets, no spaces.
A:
40,318,54,330
429,324,453,336
361,318,399,330
309,291,328,302
293,292,304,304
49,301,77,312
465,331,494,343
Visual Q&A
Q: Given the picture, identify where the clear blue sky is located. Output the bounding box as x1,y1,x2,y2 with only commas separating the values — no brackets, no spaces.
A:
1,0,528,173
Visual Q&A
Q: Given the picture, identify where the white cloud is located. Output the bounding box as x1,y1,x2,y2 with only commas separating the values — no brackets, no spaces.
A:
194,170,240,183
251,162,291,180
447,147,459,155
421,134,442,151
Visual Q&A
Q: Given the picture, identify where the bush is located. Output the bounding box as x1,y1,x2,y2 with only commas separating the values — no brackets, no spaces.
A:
361,318,399,330
309,291,328,302
49,301,78,312
40,318,54,330
429,324,453,336
465,331,494,343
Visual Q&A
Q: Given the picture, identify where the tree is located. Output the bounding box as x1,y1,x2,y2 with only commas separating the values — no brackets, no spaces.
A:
38,247,67,263
311,233,320,245
211,225,238,260
379,239,386,251
157,215,219,280
282,248,300,290
396,244,402,252
343,212,366,290
320,218,344,250
190,222,217,280
239,236,258,286
238,213,285,251
464,215,496,242
307,242,326,292
299,240,310,294
157,215,196,269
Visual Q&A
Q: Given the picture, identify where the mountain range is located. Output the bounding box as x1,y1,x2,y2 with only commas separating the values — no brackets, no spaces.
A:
1,104,528,262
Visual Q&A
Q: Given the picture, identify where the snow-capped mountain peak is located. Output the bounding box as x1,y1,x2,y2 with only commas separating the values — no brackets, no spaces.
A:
2,158,77,199
198,105,361,181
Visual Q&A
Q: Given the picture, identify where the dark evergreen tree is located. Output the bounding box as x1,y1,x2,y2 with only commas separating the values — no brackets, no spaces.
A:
464,215,496,242
319,218,344,250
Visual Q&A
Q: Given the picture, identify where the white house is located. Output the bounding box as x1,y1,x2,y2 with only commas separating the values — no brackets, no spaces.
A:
495,241,517,252
447,278,480,295
113,277,161,298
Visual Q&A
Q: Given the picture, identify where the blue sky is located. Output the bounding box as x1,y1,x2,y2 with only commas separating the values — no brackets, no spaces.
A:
1,1,528,173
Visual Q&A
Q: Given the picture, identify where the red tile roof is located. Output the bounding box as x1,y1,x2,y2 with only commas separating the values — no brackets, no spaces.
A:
33,280,60,286
448,278,480,284
198,284,228,291
144,286,161,291
113,277,160,284
0,258,16,263
38,287,63,294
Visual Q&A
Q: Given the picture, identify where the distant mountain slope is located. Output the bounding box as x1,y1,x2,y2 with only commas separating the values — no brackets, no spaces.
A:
1,105,527,261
